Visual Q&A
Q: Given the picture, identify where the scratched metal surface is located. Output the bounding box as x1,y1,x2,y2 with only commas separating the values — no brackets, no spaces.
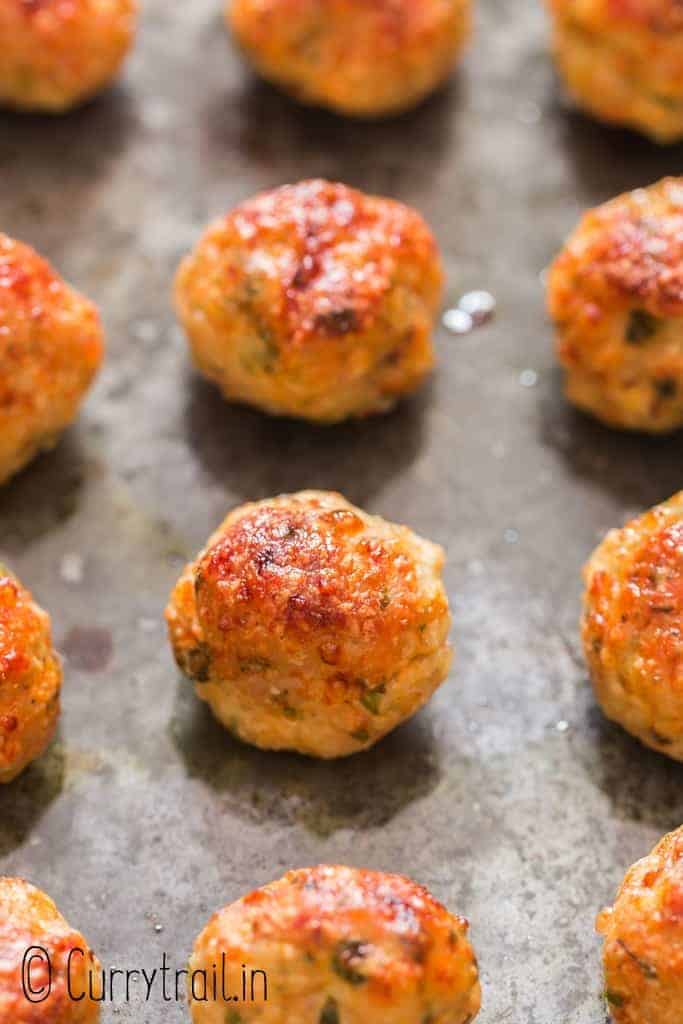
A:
1,2,682,1021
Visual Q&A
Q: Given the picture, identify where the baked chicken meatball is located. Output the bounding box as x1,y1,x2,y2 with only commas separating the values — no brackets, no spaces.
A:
597,825,683,1023
166,490,452,759
548,178,683,433
0,567,61,783
0,877,101,1021
0,234,104,486
0,0,137,113
227,0,471,118
582,491,683,760
546,0,683,142
189,865,481,1024
174,179,443,423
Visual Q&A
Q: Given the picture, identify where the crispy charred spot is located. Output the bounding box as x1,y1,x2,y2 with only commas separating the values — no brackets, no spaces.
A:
315,308,361,336
319,640,340,665
319,997,339,1024
331,940,371,985
626,309,660,344
286,592,346,630
179,642,212,683
197,498,412,641
577,182,683,313
654,376,678,398
225,180,436,347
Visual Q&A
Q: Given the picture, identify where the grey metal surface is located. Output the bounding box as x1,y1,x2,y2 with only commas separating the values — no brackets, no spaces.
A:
1,1,683,1021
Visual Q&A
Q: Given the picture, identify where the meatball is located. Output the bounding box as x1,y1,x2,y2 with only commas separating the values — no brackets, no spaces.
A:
0,567,61,783
227,0,471,118
546,0,683,142
189,864,481,1024
0,0,137,113
548,178,683,433
174,179,443,423
0,876,101,1020
166,490,452,759
597,826,683,1023
582,491,683,760
0,234,104,486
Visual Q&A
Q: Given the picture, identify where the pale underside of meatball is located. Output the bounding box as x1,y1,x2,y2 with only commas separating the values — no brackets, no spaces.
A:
0,0,137,112
166,491,452,759
548,178,683,432
0,876,101,1022
548,0,683,141
189,865,481,1024
174,179,443,423
227,0,471,117
0,570,61,783
0,233,104,486
597,826,683,1024
582,491,683,760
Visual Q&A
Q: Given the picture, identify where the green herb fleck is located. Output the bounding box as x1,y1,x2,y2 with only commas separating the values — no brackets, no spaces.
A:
331,940,369,986
654,377,677,399
626,309,659,344
282,704,298,720
319,997,339,1024
605,990,626,1007
225,1011,242,1024
361,684,386,716
351,728,370,743
651,92,682,110
380,590,391,610
183,643,212,683
617,939,658,979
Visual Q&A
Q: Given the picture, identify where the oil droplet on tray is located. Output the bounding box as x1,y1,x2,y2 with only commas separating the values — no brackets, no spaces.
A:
443,290,496,335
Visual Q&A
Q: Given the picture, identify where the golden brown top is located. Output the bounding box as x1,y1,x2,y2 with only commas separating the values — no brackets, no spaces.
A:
598,827,683,989
551,179,683,318
549,0,683,31
184,179,442,349
232,0,465,43
583,491,683,700
197,865,479,1008
3,0,135,21
0,573,43,686
192,491,447,687
0,877,99,1023
0,234,103,417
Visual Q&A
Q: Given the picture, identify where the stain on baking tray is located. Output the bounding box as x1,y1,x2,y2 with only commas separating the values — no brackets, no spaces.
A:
62,626,114,673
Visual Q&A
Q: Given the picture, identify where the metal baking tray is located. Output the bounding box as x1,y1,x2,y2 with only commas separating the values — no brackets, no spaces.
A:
1,1,682,1020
